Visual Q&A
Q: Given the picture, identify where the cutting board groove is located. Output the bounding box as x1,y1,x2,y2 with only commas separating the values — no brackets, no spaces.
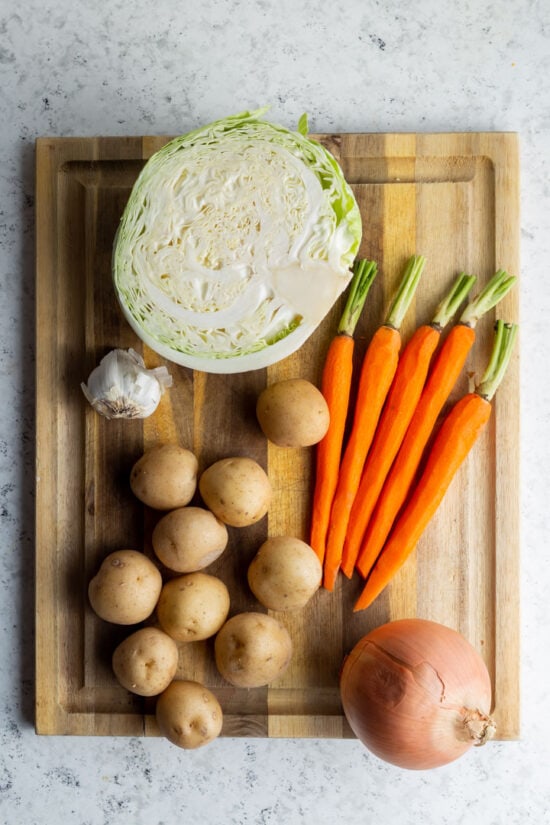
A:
35,132,520,740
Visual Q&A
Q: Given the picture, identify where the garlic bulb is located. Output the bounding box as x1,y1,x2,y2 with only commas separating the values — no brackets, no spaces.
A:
81,348,172,419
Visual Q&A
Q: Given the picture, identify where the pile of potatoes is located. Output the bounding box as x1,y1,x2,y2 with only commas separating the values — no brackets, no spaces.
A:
88,378,327,750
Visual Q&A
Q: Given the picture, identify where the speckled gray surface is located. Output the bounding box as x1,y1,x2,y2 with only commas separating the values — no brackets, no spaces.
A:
1,0,550,823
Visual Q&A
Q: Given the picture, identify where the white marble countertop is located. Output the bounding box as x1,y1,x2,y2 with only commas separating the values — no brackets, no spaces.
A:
1,0,549,823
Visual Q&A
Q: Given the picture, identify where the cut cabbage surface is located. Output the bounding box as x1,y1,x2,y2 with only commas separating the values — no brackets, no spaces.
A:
113,109,362,373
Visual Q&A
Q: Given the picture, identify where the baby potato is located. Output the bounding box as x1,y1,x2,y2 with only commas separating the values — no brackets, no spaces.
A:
214,612,292,688
130,443,198,510
256,378,329,447
88,549,162,625
152,506,229,573
156,572,230,642
199,456,272,527
247,536,322,611
112,627,179,697
156,680,223,750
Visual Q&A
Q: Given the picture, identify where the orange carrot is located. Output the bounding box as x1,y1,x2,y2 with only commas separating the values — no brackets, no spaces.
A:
354,320,518,612
356,269,517,579
322,255,426,589
310,260,378,563
335,272,477,582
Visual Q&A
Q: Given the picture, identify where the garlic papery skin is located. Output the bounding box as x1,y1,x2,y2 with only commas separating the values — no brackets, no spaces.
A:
81,348,173,420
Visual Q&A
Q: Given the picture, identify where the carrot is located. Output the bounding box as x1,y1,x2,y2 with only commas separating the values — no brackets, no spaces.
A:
354,319,518,612
335,272,477,582
355,269,517,579
322,254,426,589
309,259,378,563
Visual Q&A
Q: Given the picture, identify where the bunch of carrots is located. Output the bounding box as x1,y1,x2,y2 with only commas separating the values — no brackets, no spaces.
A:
310,255,517,611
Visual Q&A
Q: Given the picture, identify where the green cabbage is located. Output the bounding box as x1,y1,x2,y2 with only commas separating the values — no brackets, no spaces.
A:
113,108,362,373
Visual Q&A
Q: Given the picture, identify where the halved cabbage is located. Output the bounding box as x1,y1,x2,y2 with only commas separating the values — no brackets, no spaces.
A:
113,109,362,374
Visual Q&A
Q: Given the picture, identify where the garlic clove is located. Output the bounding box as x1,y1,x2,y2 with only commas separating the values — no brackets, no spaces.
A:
81,348,172,420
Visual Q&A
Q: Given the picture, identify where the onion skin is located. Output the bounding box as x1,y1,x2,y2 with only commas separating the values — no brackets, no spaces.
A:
340,619,496,770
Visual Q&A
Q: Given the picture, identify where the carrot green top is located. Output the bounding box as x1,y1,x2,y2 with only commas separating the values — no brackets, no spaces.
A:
477,320,518,400
385,255,426,329
431,273,477,328
337,259,378,336
459,269,517,327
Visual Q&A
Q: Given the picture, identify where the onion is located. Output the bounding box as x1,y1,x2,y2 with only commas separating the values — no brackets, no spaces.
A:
340,618,496,770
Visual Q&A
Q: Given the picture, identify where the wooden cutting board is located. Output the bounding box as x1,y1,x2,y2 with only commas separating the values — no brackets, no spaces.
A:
35,132,520,740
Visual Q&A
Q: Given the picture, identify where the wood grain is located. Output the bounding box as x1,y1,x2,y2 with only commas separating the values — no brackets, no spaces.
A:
35,132,520,739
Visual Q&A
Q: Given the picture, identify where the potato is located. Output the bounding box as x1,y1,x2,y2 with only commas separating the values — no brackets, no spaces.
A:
88,549,162,625
112,627,179,697
199,456,272,527
156,680,223,749
247,536,322,611
256,378,329,447
214,612,292,688
130,443,198,510
156,572,230,642
152,506,228,573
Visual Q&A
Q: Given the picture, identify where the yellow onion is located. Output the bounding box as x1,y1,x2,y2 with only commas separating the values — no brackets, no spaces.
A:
340,618,496,770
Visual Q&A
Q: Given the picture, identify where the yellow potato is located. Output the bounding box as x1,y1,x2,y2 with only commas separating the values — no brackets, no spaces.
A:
214,612,292,688
130,443,198,510
256,378,329,447
247,536,322,611
156,680,223,749
156,573,230,642
88,549,162,625
112,627,179,697
199,456,272,527
152,506,228,573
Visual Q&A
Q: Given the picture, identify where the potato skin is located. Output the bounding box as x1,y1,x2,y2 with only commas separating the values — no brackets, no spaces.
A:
130,443,198,510
256,378,330,447
248,536,322,611
156,680,223,749
199,457,272,527
152,506,228,573
88,549,162,625
112,627,178,697
214,612,292,688
156,573,230,642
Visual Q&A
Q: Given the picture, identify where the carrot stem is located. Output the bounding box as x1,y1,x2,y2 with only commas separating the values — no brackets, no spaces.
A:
431,273,477,328
338,260,378,335
477,321,518,399
386,255,426,328
459,269,516,327
309,259,378,563
355,270,517,580
354,320,518,612
322,255,426,589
